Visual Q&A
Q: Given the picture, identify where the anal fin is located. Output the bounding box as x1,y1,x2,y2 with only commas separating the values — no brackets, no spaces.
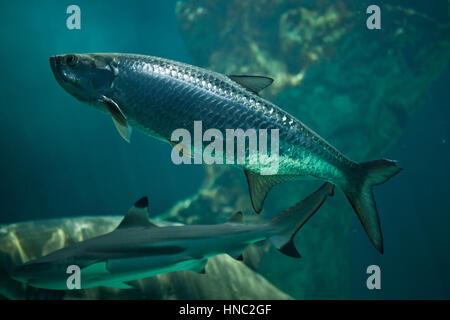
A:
244,170,297,213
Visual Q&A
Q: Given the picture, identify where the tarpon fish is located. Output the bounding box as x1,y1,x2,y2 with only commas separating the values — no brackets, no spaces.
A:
50,53,401,253
11,183,334,290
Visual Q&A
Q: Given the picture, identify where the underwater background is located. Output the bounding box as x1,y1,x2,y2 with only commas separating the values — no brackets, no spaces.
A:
0,0,449,299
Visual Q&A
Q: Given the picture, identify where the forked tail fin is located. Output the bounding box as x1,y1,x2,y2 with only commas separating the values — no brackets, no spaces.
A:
268,183,334,258
343,159,402,254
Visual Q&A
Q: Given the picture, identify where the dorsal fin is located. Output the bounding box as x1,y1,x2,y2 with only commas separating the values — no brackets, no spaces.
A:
244,170,297,213
228,75,273,94
116,197,157,229
227,211,243,223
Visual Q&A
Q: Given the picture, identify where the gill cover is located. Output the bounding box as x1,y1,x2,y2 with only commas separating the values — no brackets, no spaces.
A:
50,53,118,104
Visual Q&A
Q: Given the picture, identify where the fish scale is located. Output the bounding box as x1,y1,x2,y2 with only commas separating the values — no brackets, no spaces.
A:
108,54,350,180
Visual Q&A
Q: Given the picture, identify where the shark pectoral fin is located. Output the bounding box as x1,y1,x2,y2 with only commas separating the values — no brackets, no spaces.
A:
105,259,130,274
190,259,208,274
108,281,135,290
197,267,206,274
124,280,140,289
227,75,273,94
244,170,297,213
81,261,109,275
227,211,243,223
167,139,193,158
228,250,245,261
102,96,132,143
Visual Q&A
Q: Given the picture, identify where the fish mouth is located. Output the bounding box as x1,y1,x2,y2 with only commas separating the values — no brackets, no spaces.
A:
50,56,64,83
49,54,103,104
49,55,79,94
49,55,56,67
49,55,64,70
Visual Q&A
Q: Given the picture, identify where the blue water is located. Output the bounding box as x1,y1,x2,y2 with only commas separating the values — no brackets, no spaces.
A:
0,0,203,223
351,67,450,299
0,0,449,299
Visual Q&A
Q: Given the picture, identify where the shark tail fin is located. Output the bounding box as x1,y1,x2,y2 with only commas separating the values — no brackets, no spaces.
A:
343,159,402,254
268,183,334,258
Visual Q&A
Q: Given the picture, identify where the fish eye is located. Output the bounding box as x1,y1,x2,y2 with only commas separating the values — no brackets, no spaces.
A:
65,55,78,66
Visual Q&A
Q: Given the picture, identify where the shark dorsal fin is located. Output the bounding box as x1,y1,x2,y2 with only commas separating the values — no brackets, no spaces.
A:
227,211,243,223
227,75,273,94
116,197,157,229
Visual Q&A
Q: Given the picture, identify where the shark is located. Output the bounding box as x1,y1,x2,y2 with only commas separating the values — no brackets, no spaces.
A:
10,183,334,290
49,53,401,253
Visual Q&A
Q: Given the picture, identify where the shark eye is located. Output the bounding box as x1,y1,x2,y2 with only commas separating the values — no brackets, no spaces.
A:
65,55,78,66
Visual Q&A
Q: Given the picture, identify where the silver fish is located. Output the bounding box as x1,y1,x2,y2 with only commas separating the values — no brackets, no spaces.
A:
11,183,334,290
50,53,401,253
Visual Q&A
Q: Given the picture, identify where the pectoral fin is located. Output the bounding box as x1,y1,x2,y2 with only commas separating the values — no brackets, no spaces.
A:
244,170,297,213
102,96,132,143
167,139,193,158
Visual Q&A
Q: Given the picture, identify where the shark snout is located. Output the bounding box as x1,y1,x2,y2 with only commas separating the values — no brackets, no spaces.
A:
9,264,30,282
9,261,49,283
